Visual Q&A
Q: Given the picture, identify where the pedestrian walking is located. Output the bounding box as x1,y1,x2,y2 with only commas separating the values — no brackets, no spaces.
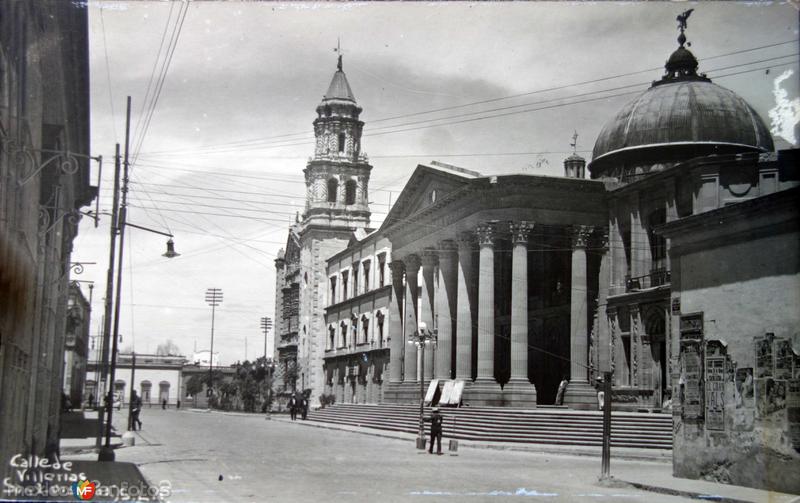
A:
162,398,167,410
131,390,143,431
301,395,308,420
425,407,444,455
289,393,298,421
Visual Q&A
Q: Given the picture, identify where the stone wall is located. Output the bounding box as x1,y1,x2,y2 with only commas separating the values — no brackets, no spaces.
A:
671,228,800,493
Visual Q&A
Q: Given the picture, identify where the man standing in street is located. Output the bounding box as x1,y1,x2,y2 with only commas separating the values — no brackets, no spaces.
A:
131,390,143,431
289,393,297,421
426,407,444,455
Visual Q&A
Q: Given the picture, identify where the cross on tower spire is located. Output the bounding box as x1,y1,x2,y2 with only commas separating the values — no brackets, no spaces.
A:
334,38,343,70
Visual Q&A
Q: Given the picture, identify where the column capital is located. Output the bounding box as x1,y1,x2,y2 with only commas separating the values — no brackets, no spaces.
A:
593,227,609,251
457,232,475,251
421,248,439,267
629,303,640,315
388,260,405,284
438,239,458,254
509,221,534,244
476,222,498,247
403,254,421,274
571,225,592,249
607,305,619,317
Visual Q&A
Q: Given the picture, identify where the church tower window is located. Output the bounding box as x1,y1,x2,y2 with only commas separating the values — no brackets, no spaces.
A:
345,180,357,205
327,178,338,203
338,132,346,153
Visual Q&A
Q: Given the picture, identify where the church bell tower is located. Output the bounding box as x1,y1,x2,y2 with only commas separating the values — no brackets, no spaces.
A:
302,55,372,230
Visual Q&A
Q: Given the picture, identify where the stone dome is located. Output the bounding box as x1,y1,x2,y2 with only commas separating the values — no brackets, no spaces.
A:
590,46,774,176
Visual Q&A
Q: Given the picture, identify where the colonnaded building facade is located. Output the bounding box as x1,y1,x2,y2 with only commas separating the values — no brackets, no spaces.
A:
274,21,799,491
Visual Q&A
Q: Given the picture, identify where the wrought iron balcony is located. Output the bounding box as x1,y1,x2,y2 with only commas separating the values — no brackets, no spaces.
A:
625,268,671,292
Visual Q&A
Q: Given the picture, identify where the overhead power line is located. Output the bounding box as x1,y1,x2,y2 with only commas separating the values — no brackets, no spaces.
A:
138,40,798,157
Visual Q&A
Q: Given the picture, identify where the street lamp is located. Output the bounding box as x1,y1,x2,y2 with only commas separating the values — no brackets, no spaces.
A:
99,97,180,462
408,321,437,450
205,288,223,405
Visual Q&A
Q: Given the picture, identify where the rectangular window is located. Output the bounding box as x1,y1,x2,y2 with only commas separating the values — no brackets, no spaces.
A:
378,253,386,287
330,276,337,305
342,271,349,301
352,263,360,296
363,260,371,292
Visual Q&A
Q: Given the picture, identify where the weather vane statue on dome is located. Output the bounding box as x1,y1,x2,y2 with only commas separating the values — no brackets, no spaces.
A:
676,8,694,47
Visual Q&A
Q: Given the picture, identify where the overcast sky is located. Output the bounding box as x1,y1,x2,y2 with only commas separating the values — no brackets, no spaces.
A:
72,1,799,365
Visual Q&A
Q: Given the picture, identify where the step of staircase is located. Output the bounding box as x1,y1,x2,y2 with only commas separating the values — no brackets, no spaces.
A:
306,404,673,450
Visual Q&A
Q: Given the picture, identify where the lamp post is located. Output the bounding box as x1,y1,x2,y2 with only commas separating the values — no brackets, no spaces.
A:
408,321,437,449
98,97,180,462
205,288,223,405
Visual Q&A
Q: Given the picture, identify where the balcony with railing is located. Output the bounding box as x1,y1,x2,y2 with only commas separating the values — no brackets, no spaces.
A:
625,267,671,292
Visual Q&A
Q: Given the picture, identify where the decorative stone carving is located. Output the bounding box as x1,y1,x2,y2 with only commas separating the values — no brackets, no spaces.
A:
439,239,458,254
421,248,438,267
594,227,610,251
630,304,640,386
607,306,618,373
457,231,474,250
571,225,592,249
475,223,497,246
404,254,421,274
388,260,405,286
509,221,534,244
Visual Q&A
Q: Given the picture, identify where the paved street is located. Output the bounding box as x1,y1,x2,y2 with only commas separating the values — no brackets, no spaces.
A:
103,409,691,502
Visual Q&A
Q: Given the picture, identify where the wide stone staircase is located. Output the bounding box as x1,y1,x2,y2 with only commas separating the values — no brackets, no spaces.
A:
307,403,673,450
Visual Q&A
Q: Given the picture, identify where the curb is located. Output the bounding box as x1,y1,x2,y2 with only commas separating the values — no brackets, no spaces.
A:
619,479,755,503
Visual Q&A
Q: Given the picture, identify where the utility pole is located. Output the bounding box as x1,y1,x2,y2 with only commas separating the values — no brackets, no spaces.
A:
260,316,272,360
100,95,132,461
205,288,223,405
600,371,612,479
97,143,121,453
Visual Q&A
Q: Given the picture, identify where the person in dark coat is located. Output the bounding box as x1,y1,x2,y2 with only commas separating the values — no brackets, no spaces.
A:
288,393,298,421
131,391,143,431
301,395,308,420
425,407,444,455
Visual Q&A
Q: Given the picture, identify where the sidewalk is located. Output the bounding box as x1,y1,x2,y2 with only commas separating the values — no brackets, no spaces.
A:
263,411,799,503
49,411,158,502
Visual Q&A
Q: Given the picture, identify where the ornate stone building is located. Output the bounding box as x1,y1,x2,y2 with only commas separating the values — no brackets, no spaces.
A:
274,55,372,407
63,282,91,408
322,231,392,404
0,0,94,479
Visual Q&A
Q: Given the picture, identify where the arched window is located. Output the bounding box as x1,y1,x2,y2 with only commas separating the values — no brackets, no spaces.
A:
329,325,336,350
345,180,357,205
327,178,338,203
338,133,346,153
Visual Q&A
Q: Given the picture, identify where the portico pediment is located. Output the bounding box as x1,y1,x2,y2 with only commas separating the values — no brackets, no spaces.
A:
381,162,480,230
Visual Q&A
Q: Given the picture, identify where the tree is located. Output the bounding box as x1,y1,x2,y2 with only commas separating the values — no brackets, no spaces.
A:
185,374,205,407
156,339,182,356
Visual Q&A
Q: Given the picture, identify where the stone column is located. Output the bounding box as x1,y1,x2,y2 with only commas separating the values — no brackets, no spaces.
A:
505,221,537,407
435,240,457,381
564,225,596,408
467,223,502,405
388,260,405,384
455,234,475,381
420,249,437,382
595,229,611,373
403,254,421,383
